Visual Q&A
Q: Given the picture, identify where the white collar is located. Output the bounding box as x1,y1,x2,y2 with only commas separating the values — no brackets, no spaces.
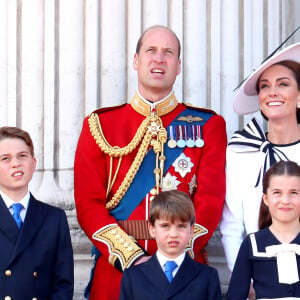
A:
156,250,186,270
0,189,30,210
250,232,300,284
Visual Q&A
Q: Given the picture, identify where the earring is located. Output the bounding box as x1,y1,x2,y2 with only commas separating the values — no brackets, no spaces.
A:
297,102,300,109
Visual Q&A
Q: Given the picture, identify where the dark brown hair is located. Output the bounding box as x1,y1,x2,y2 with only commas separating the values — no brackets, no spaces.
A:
259,160,300,229
0,126,34,157
135,25,181,58
149,190,195,226
256,60,300,123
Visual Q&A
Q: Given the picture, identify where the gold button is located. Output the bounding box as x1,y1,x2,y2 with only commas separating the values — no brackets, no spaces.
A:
5,270,12,277
33,271,38,277
4,296,12,300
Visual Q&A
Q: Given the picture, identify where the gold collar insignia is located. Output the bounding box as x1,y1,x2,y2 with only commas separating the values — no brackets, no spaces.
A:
130,92,178,117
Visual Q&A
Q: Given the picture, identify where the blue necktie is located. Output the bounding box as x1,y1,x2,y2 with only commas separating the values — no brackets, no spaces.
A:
164,260,177,282
11,203,23,230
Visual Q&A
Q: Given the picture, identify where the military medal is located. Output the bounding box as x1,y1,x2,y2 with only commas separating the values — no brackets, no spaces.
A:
167,126,177,148
195,125,204,147
172,153,194,178
177,125,186,148
186,125,195,148
147,121,160,136
161,173,180,191
188,174,197,195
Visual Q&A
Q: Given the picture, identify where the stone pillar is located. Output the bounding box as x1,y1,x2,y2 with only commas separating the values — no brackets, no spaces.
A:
0,1,299,298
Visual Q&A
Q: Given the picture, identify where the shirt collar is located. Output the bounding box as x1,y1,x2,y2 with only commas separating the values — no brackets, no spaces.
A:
0,189,30,210
156,250,186,270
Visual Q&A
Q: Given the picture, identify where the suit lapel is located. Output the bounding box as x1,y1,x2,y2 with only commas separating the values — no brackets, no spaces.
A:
8,194,45,265
0,195,19,244
165,254,201,298
140,254,170,294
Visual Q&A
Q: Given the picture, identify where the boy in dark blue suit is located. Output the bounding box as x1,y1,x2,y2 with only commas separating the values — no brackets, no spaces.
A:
0,126,74,299
120,190,222,300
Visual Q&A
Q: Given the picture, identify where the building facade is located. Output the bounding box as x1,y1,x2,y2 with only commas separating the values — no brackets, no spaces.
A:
0,0,300,298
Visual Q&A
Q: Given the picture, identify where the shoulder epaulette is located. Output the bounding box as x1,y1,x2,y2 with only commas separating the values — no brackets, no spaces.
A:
183,103,217,115
89,103,127,116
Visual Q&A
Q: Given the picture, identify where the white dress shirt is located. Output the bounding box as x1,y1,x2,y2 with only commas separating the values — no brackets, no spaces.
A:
0,189,30,222
156,250,185,278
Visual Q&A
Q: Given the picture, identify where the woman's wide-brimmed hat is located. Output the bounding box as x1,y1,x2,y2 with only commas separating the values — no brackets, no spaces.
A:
233,42,300,115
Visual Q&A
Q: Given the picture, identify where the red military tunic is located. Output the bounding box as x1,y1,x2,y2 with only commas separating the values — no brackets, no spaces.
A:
74,92,227,300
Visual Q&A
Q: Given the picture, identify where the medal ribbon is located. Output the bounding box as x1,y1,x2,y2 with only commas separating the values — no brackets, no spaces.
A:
110,107,214,220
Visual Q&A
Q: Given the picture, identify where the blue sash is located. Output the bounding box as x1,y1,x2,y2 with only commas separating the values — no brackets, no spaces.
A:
110,107,214,220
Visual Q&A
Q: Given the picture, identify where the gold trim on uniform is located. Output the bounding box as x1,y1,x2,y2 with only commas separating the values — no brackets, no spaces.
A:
92,224,144,270
186,223,208,258
88,108,167,210
130,92,178,117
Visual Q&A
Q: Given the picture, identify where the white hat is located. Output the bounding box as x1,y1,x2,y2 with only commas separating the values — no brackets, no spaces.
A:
233,42,300,115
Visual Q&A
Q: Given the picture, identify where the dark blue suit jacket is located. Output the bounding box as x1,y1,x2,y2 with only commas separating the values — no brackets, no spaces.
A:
120,253,222,300
0,194,74,300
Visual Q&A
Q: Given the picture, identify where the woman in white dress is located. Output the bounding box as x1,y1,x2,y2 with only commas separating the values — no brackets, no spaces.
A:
220,43,300,298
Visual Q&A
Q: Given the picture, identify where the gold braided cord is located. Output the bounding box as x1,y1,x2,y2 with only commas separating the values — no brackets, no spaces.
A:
158,127,167,186
106,155,114,198
88,112,167,211
106,154,122,198
105,132,152,210
89,113,152,158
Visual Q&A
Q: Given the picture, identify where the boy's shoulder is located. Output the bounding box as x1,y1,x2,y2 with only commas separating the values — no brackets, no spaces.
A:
30,195,67,217
184,253,218,274
126,252,218,276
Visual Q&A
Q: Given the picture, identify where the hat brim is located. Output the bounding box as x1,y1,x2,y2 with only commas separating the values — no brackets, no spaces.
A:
233,42,300,115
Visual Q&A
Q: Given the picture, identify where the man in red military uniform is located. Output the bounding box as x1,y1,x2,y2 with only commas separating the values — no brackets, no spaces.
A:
74,25,227,300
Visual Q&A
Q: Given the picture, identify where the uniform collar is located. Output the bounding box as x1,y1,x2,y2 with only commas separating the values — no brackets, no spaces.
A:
130,90,178,117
